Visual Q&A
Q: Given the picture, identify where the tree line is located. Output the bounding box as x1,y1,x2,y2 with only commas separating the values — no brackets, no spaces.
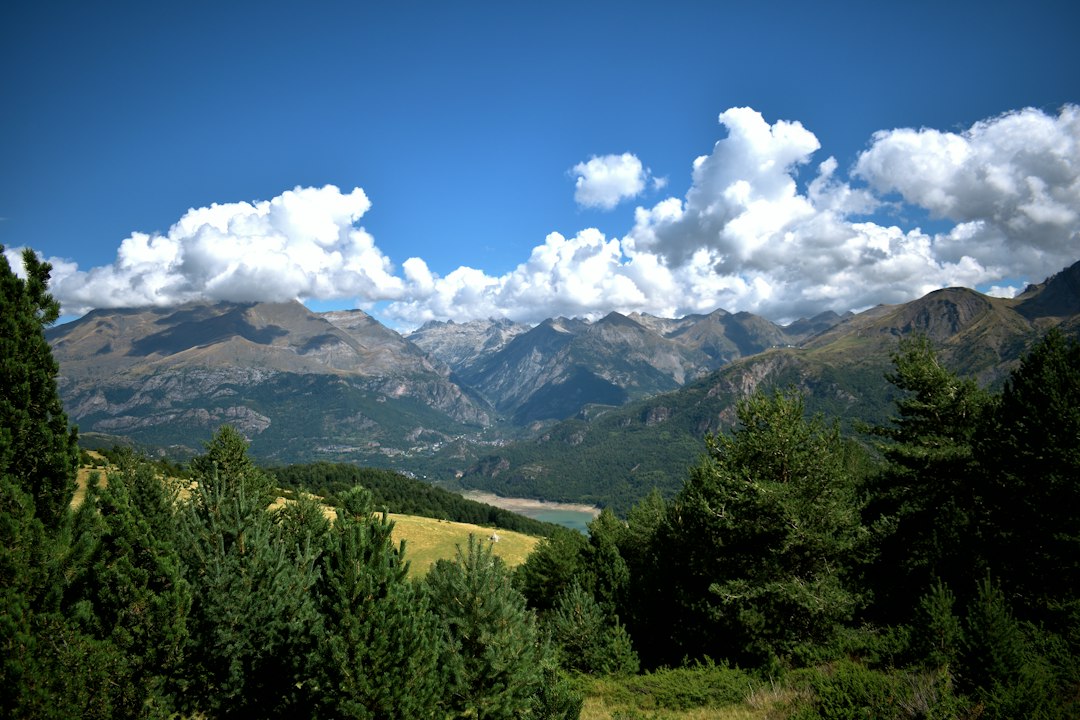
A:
514,331,1080,717
270,462,558,536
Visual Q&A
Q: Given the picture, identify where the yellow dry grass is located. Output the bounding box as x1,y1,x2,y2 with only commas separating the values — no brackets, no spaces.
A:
580,702,770,720
387,512,540,575
72,451,108,508
578,674,801,720
265,497,541,574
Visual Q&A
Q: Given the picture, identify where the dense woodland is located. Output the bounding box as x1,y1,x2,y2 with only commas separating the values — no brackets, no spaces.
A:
3,247,1080,718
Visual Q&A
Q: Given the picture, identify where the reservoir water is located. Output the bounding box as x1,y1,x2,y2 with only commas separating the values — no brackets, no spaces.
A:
461,490,600,533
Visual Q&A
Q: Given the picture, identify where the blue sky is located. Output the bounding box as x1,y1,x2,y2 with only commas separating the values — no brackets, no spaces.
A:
2,0,1078,329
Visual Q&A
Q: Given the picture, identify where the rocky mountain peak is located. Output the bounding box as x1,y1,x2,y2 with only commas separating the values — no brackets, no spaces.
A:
408,317,530,373
1016,258,1080,319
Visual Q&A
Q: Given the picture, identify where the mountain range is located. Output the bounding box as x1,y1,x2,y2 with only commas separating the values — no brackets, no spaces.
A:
47,258,1080,507
453,260,1080,511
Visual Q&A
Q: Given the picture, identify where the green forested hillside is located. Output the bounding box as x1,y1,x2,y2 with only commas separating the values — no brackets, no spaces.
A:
513,330,1080,718
456,278,1080,514
456,349,896,514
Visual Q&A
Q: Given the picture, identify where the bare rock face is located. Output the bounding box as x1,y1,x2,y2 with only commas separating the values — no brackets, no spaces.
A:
449,310,808,424
407,318,530,374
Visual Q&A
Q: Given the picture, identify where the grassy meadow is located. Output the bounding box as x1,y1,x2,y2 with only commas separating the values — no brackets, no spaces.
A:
387,512,539,575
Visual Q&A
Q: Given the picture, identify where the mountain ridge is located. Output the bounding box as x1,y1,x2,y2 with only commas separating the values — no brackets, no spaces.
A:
452,260,1080,511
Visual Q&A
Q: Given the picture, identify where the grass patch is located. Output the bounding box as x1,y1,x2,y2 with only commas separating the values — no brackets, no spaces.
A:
579,663,790,720
388,512,539,575
72,451,111,508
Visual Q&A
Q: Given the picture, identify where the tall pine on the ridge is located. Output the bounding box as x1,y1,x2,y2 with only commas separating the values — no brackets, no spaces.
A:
654,388,867,666
979,328,1080,625
0,247,79,529
864,334,992,620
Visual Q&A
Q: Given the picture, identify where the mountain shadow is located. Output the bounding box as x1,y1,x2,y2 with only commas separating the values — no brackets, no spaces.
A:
512,366,629,425
129,304,289,357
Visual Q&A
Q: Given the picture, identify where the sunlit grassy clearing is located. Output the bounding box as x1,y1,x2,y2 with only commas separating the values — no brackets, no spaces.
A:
388,512,539,575
580,700,768,719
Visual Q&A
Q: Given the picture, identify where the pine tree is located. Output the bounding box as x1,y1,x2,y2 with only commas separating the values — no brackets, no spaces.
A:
177,426,322,719
580,509,630,618
64,453,191,717
657,387,867,665
979,329,1080,623
958,575,1066,719
547,581,638,676
0,247,79,529
425,534,548,719
913,580,963,671
515,526,588,613
0,247,113,718
189,424,274,502
864,335,992,620
613,488,668,668
313,486,443,718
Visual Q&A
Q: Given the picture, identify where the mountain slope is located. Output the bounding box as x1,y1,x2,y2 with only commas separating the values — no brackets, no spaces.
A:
48,301,492,461
452,262,1080,512
454,310,801,424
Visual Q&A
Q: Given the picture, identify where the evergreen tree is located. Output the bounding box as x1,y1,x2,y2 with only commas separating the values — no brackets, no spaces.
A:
313,487,443,718
912,580,963,672
530,662,584,720
612,488,668,667
0,247,113,718
958,575,1066,720
656,388,867,665
190,424,274,502
579,509,631,618
425,535,548,719
0,472,55,717
979,329,1080,623
515,526,589,613
177,427,322,719
64,455,191,718
865,335,992,619
0,247,79,529
547,581,638,676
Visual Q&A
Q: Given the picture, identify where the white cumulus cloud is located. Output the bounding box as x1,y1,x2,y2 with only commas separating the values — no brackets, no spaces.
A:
572,153,652,210
854,105,1080,278
616,105,1080,322
36,105,1080,330
43,185,404,315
